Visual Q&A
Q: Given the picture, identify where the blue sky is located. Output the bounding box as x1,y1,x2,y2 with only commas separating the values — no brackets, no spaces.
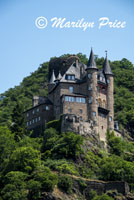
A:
0,0,134,93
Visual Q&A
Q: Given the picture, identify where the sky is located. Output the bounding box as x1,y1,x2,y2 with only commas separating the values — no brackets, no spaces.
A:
0,0,134,93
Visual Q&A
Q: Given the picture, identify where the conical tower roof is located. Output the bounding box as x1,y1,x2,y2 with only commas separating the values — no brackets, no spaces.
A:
57,71,62,80
87,48,97,69
49,70,56,84
103,53,113,75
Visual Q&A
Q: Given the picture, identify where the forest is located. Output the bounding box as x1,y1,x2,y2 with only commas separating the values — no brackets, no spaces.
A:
0,53,134,200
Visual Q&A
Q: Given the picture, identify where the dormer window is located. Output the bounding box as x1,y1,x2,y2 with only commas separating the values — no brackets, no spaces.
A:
66,75,75,80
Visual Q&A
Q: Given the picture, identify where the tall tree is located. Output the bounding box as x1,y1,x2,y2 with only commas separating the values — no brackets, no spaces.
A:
10,99,25,141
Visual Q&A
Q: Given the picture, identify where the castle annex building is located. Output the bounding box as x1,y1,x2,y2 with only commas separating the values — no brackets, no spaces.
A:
25,49,119,141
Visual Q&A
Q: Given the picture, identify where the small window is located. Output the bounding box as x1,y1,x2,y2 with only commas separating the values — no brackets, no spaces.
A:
88,73,91,78
35,118,38,122
66,75,75,80
32,119,34,123
32,110,35,114
69,86,73,93
88,84,92,90
80,116,82,121
107,79,110,83
76,97,85,103
93,112,96,117
109,116,112,121
65,96,75,102
46,106,49,110
27,122,29,126
80,109,83,114
68,96,75,102
26,113,29,117
37,108,39,112
65,96,69,101
38,116,41,121
29,121,31,125
89,97,92,104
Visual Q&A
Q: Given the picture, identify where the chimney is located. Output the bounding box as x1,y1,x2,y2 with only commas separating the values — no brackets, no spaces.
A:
32,96,39,107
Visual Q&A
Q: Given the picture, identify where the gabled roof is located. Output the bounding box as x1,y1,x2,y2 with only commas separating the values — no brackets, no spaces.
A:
60,62,82,82
87,48,98,69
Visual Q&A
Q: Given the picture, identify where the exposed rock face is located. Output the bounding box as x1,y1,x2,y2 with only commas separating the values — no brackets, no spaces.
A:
61,114,97,136
61,114,102,149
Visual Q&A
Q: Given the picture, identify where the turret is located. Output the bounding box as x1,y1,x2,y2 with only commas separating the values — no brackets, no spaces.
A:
103,52,114,130
57,71,62,80
86,48,98,128
48,70,56,92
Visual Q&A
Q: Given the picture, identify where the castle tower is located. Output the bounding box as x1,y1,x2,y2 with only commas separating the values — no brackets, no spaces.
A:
86,48,98,127
103,52,114,130
48,70,56,92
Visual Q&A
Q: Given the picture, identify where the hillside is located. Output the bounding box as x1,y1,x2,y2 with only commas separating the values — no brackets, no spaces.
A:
0,54,134,200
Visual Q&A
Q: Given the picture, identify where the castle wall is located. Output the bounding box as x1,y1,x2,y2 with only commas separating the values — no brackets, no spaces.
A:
79,82,88,96
62,101,88,121
26,104,53,130
98,115,108,142
60,82,80,96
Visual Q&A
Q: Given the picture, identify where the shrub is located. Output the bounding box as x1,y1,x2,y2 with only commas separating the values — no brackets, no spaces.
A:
46,118,61,132
34,166,58,192
52,132,83,159
44,159,79,175
57,175,73,194
92,193,114,200
77,179,87,195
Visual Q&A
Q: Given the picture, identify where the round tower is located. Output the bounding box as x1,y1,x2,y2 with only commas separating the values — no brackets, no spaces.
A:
103,53,114,130
86,48,98,127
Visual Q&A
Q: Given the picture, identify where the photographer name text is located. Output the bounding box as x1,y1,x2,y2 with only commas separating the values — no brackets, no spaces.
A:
35,16,126,31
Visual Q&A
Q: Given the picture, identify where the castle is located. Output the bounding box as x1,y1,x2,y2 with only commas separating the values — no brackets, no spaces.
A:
25,49,120,141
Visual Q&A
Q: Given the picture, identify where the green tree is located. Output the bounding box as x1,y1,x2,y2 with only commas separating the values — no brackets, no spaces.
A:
27,180,41,200
1,171,27,200
6,146,41,174
52,132,83,159
57,175,73,194
10,100,26,141
33,166,58,192
0,126,16,172
93,194,114,200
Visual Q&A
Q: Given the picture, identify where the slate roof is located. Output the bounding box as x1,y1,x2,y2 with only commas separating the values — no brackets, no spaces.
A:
103,56,113,75
60,62,86,83
49,70,56,83
87,48,98,69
